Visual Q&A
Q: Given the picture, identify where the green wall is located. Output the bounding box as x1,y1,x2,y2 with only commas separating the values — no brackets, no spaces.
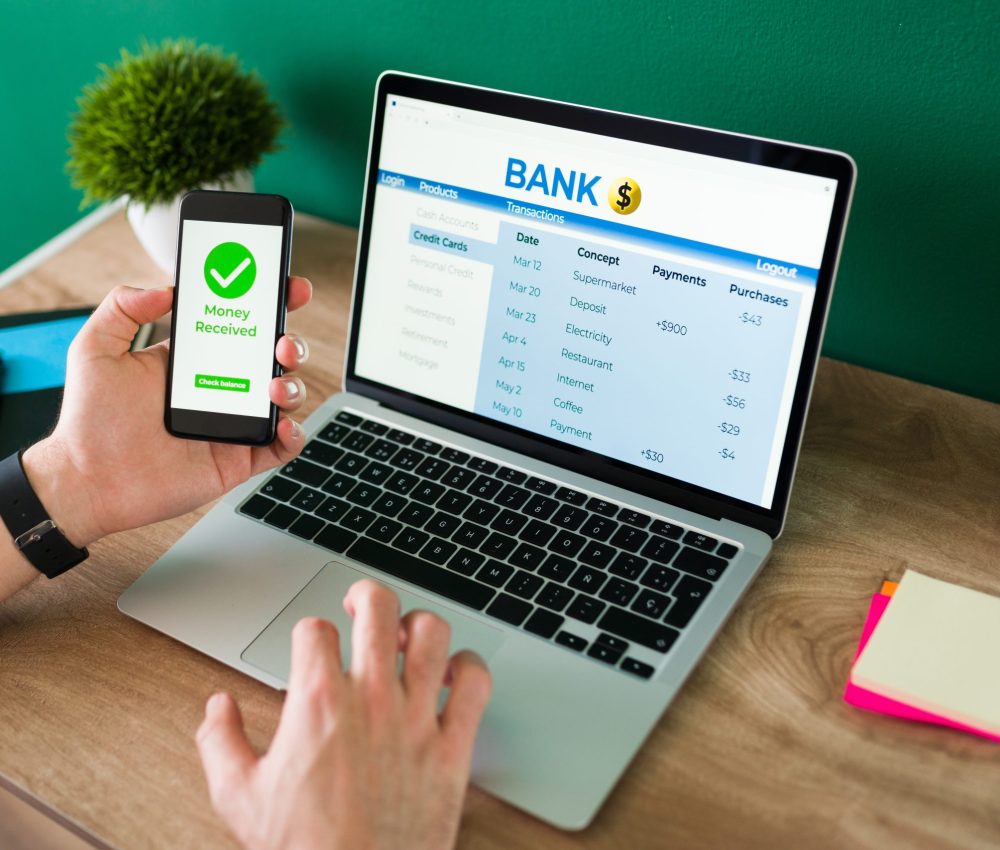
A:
2,0,997,402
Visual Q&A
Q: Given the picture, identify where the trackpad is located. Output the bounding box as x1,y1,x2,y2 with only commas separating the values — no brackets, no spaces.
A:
241,560,506,685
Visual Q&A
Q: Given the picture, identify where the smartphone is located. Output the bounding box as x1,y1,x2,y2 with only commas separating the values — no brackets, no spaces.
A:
165,190,293,445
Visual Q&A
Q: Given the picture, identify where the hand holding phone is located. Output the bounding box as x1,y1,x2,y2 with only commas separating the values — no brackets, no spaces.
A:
166,190,294,445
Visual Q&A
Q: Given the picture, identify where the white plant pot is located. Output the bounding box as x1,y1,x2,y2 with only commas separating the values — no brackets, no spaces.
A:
125,170,254,274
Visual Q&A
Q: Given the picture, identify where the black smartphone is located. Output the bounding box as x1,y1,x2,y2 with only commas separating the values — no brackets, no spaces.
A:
165,190,293,445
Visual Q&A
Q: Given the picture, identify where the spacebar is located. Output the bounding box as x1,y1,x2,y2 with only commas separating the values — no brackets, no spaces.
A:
346,538,495,611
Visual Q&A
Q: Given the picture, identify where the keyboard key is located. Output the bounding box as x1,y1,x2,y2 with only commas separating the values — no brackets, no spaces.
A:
621,657,655,679
632,589,671,619
260,476,300,502
240,494,275,519
481,533,517,560
478,559,514,588
609,552,648,580
518,519,557,547
568,564,607,593
599,578,639,607
360,420,388,435
371,492,406,517
610,526,648,553
506,570,544,600
495,484,531,510
340,506,376,532
551,504,588,530
393,528,429,554
368,517,402,544
467,457,498,474
566,595,606,624
555,631,587,651
525,477,557,494
580,515,617,541
596,633,628,652
419,537,457,566
463,499,499,525
674,547,728,581
281,458,330,487
359,462,393,485
440,448,470,464
538,554,576,582
641,564,680,592
509,543,546,571
364,439,398,462
485,593,531,626
524,608,563,638
334,453,368,477
334,411,362,426
468,475,503,500
453,522,490,549
426,512,462,538
291,487,324,512
641,535,680,564
664,574,713,628
587,642,625,665
264,504,300,529
301,440,343,467
536,582,574,612
386,429,415,445
437,491,473,514
490,509,528,536
413,438,441,454
346,482,380,507
579,541,615,569
522,495,558,521
555,487,588,506
342,431,375,452
717,542,739,559
322,473,355,497
548,531,585,558
415,456,450,480
317,496,349,523
315,524,357,553
447,548,485,576
441,467,477,490
347,538,494,610
650,520,684,539
398,502,434,528
586,497,618,517
384,471,419,495
289,514,324,540
617,509,651,528
391,448,423,470
598,607,679,653
495,466,527,484
319,422,351,444
683,531,718,552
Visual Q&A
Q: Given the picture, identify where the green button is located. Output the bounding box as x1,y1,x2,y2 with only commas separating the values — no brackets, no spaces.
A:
194,373,250,393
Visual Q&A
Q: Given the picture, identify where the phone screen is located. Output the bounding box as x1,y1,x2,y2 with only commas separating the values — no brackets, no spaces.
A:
170,218,284,420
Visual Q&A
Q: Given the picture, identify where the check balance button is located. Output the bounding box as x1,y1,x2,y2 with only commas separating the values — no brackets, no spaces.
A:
598,607,680,653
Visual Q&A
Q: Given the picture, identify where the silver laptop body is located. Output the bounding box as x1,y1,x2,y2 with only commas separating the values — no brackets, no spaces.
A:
120,72,855,829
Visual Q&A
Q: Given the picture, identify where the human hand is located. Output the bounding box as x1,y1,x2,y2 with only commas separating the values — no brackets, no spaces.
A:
196,580,492,850
22,279,313,548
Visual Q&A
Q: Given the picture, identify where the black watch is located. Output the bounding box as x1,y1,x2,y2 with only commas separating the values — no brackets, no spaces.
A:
0,451,89,578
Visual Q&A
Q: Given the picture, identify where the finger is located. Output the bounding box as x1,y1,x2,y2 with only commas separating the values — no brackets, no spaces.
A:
195,692,257,815
441,651,492,752
248,416,303,476
275,334,309,371
269,376,306,411
75,285,174,358
342,579,402,686
286,276,313,313
400,610,452,709
287,617,344,700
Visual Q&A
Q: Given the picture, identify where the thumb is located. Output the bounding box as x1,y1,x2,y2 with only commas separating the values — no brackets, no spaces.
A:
74,285,173,358
196,692,258,817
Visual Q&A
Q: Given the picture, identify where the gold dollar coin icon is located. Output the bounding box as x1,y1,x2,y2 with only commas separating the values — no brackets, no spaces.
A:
608,176,641,215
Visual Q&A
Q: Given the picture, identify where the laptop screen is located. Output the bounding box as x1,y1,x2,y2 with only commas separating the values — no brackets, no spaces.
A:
350,78,851,521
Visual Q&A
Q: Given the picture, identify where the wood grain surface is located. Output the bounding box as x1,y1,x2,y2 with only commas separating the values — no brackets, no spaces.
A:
1,212,998,850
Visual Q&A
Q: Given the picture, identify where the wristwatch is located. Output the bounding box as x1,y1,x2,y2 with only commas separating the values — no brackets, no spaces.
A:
0,451,89,578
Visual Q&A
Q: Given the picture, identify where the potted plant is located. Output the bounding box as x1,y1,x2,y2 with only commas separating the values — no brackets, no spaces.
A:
67,39,285,273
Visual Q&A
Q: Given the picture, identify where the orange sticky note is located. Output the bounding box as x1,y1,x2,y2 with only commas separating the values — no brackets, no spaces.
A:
880,581,899,596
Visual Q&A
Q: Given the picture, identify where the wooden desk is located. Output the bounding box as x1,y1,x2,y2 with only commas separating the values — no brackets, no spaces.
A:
1,211,999,850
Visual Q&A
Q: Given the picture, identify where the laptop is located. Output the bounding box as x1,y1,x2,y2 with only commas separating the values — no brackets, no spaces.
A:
119,71,855,829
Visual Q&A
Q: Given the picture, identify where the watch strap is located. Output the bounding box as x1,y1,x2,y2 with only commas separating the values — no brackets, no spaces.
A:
0,451,89,578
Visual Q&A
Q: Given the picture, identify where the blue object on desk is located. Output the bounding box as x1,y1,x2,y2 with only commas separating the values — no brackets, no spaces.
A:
0,315,88,395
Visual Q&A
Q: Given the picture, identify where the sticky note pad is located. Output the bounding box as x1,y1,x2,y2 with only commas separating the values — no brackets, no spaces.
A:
851,570,1000,738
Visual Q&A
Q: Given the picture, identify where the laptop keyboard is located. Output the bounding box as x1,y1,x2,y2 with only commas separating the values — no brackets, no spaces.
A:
238,410,741,680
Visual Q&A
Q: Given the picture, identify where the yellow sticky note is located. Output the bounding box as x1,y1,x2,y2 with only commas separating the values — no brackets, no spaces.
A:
852,570,1000,737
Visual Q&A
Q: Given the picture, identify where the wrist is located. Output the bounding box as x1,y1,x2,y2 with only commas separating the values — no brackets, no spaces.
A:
21,438,104,549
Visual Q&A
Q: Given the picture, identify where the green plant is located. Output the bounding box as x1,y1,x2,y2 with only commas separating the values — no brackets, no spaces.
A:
67,39,285,208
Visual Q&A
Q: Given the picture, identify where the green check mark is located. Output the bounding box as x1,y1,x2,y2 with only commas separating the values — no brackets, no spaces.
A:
204,241,256,299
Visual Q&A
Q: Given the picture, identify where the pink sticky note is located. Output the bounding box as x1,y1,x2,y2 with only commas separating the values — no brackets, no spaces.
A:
844,593,1000,743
